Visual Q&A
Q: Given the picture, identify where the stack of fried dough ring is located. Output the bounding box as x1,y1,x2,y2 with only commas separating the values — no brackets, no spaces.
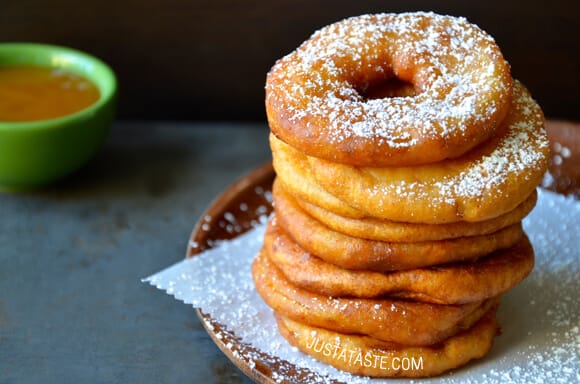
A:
252,12,549,378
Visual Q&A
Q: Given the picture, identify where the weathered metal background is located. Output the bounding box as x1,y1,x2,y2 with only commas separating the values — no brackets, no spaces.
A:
0,123,270,383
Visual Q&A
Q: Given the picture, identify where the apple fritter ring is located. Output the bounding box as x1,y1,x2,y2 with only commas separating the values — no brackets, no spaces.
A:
266,13,512,167
273,186,524,272
275,308,499,378
274,179,536,242
271,82,549,224
252,248,499,346
265,220,534,304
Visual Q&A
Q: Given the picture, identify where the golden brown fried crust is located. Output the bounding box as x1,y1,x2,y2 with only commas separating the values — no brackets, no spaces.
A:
272,141,365,219
273,185,524,272
275,307,500,378
266,13,513,167
270,83,548,224
265,220,534,304
287,181,538,242
252,248,499,346
306,86,547,223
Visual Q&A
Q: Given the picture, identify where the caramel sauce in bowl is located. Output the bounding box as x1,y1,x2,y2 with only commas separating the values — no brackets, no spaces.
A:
0,66,100,122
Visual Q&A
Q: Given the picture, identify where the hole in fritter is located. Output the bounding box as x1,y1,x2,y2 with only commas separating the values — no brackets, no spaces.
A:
357,76,417,100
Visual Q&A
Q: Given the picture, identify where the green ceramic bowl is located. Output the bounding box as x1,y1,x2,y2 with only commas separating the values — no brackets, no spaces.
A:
0,43,117,189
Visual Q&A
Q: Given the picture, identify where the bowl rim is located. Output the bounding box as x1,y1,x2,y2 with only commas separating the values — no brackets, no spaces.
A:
0,42,117,131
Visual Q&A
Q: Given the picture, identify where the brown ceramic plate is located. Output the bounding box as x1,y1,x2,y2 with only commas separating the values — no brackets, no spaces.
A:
185,120,579,383
186,163,296,383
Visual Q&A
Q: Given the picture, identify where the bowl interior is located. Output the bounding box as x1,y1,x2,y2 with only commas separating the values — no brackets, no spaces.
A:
0,43,116,128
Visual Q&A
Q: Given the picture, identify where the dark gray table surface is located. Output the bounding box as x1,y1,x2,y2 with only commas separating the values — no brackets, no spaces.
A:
0,122,271,384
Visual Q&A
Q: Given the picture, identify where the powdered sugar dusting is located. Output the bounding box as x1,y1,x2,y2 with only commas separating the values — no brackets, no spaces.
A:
447,85,547,199
306,82,549,221
144,189,579,383
267,12,511,152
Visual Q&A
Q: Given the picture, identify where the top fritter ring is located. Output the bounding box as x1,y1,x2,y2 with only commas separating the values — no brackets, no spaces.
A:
266,12,513,166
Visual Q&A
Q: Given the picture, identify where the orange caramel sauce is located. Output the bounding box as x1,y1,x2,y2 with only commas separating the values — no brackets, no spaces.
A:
0,66,100,122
